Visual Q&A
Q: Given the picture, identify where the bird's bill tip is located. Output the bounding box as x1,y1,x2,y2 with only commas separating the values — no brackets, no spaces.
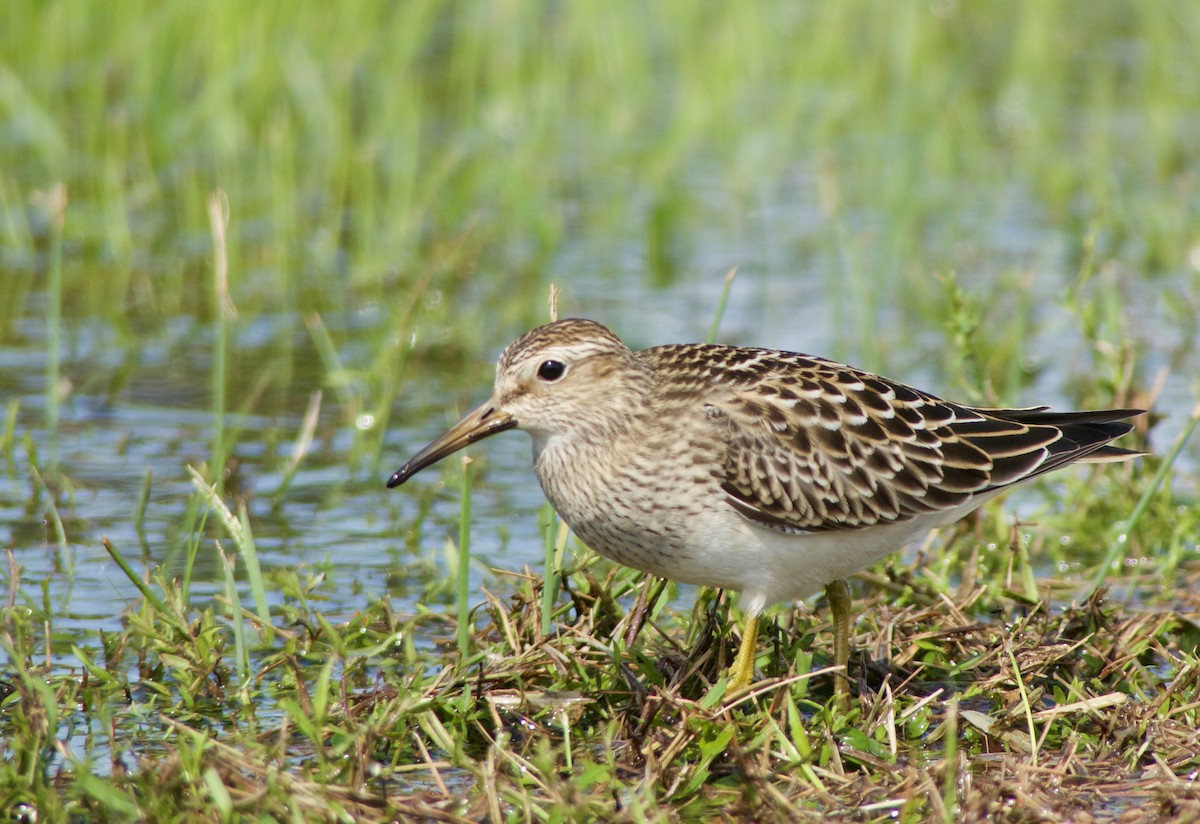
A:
385,466,412,488
386,400,516,489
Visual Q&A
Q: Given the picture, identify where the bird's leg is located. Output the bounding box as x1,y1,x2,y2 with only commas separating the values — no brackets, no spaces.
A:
728,613,760,691
826,578,852,703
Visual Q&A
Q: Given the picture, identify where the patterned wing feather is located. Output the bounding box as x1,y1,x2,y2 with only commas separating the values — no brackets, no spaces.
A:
657,346,1139,534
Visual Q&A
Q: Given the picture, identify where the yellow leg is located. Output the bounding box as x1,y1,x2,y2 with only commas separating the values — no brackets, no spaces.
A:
728,613,760,691
826,578,852,703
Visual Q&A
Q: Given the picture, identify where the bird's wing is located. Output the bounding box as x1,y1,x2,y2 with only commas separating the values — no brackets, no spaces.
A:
696,349,1112,534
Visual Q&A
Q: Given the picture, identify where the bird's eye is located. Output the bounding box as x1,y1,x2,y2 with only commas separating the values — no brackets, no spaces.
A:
537,360,566,382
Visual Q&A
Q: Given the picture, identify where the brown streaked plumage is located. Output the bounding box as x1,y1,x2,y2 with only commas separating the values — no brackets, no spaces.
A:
388,318,1144,694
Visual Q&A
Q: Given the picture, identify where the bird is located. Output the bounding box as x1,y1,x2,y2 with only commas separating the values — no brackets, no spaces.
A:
387,318,1143,696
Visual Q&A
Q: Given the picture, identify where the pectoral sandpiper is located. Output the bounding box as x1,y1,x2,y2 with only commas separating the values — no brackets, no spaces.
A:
388,319,1143,695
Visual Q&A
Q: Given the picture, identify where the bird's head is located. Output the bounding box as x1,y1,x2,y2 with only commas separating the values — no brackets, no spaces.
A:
387,318,645,488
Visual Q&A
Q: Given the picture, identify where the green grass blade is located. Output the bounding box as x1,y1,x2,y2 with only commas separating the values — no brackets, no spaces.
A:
238,504,271,629
1090,400,1200,592
457,455,473,658
217,542,250,690
101,537,186,635
134,466,153,557
540,504,557,637
705,267,737,344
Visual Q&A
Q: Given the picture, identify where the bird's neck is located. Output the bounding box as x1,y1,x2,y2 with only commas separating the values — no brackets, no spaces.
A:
531,400,656,511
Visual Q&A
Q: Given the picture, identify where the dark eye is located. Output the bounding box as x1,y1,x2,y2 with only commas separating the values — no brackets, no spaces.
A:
537,360,566,382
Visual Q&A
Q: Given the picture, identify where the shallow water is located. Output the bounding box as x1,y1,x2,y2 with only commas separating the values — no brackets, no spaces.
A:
1,81,1196,688
2,168,1194,793
4,225,1192,664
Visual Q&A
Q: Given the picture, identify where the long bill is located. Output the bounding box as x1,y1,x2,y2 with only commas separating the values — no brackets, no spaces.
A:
386,400,516,488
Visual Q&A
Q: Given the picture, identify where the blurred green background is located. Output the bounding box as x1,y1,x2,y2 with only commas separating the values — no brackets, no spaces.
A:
5,2,1196,345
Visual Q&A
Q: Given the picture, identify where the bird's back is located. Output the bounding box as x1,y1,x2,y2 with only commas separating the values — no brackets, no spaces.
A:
636,341,1140,536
